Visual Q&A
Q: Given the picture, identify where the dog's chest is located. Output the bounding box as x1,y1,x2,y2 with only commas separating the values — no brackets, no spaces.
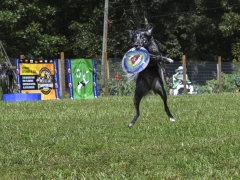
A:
148,60,157,67
147,46,160,55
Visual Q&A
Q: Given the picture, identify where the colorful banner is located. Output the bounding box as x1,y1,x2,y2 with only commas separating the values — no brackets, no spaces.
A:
15,59,60,100
67,58,98,99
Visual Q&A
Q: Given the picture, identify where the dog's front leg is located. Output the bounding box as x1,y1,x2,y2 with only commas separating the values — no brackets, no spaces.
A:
149,54,174,64
162,56,174,64
149,54,160,61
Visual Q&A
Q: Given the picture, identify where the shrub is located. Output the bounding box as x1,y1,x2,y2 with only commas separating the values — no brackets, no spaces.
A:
200,72,240,93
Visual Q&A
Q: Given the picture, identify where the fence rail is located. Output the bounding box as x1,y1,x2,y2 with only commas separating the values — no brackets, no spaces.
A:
98,58,234,83
95,57,238,95
1,56,239,97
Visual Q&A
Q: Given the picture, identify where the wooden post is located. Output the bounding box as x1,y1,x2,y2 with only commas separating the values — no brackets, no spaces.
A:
218,56,222,93
104,52,108,95
20,55,25,59
102,0,109,96
60,52,66,98
182,55,187,94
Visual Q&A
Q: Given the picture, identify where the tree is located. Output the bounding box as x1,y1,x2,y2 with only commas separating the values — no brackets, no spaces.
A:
0,0,239,62
0,0,67,59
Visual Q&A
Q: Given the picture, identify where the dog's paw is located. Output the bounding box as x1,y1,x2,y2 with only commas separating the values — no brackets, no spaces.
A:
128,122,134,127
167,58,174,63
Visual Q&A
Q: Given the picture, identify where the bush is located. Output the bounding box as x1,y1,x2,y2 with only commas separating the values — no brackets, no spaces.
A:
96,63,135,96
199,72,240,93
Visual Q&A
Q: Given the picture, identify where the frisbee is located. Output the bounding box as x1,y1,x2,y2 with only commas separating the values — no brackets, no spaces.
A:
122,47,150,73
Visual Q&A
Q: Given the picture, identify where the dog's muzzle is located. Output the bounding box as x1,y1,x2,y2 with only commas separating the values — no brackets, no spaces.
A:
134,44,141,49
133,34,142,49
134,39,142,49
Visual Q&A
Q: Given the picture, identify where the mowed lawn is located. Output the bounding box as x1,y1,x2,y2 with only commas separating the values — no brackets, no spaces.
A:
0,93,240,179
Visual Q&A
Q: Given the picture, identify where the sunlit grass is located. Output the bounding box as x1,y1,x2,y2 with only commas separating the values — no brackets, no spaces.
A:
0,93,240,179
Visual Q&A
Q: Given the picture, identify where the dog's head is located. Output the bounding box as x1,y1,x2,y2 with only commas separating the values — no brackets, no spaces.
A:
126,23,153,49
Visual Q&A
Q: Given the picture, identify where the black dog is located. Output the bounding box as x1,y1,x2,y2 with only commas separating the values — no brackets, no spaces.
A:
126,23,175,127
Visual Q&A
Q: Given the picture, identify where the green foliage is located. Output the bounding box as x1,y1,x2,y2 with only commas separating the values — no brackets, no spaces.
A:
232,42,240,62
219,12,240,37
0,53,4,64
109,81,135,96
0,1,67,59
1,94,240,179
97,62,135,96
0,0,239,61
200,72,239,93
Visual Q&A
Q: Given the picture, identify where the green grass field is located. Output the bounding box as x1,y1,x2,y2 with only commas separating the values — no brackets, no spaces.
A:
0,93,240,179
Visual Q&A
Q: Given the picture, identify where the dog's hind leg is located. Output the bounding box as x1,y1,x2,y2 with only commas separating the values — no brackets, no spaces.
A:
152,78,175,122
128,79,150,127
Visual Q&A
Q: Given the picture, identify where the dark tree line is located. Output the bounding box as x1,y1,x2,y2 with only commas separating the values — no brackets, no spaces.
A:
0,0,240,61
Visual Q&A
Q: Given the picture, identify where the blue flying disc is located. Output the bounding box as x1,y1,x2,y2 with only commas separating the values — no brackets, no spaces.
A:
122,47,150,73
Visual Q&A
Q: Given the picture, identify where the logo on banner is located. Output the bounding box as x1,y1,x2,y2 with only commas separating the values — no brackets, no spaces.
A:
74,68,90,93
36,67,54,95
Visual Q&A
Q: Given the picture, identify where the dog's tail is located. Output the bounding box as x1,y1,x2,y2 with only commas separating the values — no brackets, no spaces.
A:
125,73,139,83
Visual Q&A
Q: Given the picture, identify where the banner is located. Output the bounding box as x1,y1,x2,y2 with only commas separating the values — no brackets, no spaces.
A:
67,58,98,99
16,59,60,100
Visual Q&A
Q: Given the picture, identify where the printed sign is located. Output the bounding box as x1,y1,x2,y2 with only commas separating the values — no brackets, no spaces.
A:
67,58,98,99
16,59,60,100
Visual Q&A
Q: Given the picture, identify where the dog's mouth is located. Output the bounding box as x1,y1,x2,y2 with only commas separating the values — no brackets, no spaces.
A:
134,44,142,49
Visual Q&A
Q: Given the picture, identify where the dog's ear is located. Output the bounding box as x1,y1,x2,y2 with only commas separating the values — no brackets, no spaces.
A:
126,30,134,40
145,23,153,36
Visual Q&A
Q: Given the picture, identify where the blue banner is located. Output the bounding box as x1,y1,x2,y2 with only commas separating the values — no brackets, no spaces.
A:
66,59,74,99
92,59,98,98
15,59,21,93
54,59,60,99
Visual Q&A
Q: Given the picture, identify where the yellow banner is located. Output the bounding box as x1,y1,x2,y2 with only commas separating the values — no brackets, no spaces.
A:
19,63,56,100
20,63,54,75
